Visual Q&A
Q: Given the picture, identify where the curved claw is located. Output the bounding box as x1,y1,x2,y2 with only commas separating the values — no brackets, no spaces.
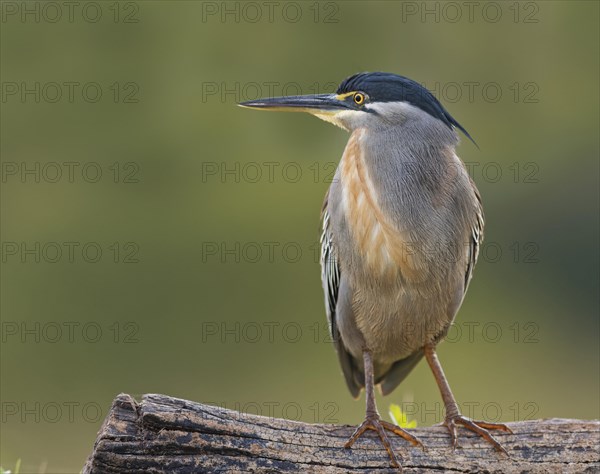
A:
444,415,511,456
445,418,459,450
380,420,425,451
345,416,423,470
473,420,514,434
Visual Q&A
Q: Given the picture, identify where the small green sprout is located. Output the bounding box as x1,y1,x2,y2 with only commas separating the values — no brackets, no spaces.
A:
389,403,417,429
1,458,21,474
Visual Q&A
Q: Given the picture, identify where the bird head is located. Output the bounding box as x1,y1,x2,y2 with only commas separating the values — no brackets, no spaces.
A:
239,72,475,145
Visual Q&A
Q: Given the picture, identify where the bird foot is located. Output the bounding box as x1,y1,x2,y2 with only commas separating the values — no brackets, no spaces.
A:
443,414,512,455
344,415,423,469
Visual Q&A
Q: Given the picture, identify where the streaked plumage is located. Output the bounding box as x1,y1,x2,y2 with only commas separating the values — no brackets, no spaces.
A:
320,102,484,398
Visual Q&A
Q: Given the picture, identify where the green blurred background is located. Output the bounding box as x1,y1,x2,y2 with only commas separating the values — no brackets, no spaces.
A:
1,1,598,472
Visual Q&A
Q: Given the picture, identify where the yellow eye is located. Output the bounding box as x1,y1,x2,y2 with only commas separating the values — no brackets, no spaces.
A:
353,93,365,105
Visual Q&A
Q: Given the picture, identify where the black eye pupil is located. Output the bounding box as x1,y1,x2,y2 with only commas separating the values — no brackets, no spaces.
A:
355,94,363,103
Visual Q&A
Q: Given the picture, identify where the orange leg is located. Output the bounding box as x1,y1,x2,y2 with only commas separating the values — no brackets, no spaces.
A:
424,343,512,454
345,351,423,470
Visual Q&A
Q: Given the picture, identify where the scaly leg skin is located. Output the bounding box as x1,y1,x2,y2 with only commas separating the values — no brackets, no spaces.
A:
344,350,423,470
424,343,513,454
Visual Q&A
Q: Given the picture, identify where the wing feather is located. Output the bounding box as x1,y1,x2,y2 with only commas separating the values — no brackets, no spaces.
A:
320,206,340,337
465,183,485,291
320,192,361,398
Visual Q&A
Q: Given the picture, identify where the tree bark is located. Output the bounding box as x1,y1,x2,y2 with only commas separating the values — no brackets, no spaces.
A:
83,393,600,473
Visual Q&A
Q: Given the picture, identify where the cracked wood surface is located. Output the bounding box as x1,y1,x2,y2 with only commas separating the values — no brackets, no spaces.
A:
83,393,600,473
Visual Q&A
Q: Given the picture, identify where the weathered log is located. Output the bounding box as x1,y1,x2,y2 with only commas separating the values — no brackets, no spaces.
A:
83,393,600,473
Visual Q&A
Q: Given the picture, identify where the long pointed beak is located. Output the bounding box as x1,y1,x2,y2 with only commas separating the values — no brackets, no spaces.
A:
238,93,349,113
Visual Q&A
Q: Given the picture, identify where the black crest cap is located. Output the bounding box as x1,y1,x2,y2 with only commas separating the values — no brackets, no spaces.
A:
338,72,476,145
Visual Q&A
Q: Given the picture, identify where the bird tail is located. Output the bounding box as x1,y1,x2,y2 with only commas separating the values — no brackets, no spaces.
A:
378,350,424,396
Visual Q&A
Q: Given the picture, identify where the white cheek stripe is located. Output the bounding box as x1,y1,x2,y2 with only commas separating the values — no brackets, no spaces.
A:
311,109,369,131
313,112,348,130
